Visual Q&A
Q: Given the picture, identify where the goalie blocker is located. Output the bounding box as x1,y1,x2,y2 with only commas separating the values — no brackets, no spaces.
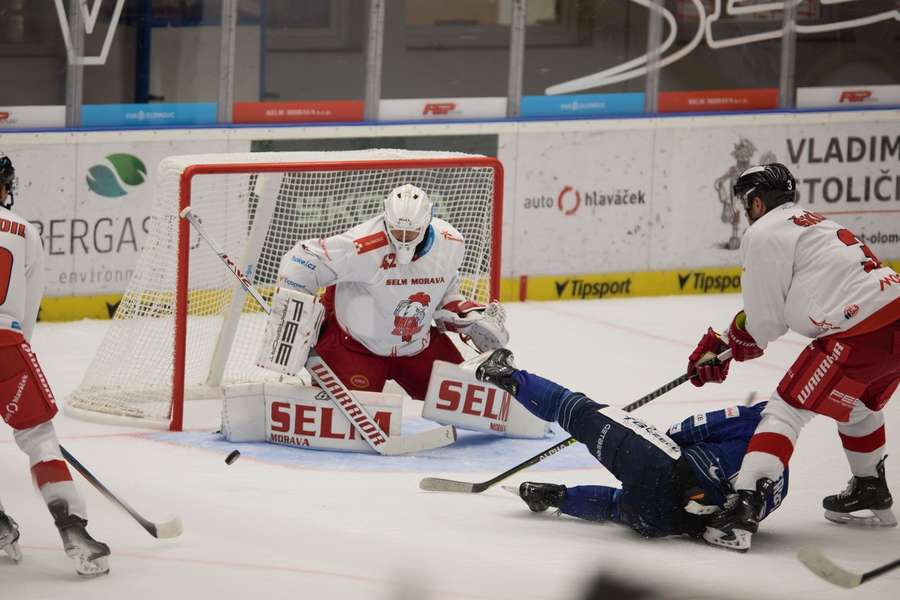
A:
257,287,324,376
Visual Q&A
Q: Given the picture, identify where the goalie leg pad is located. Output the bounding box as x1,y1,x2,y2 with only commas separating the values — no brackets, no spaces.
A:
257,288,324,377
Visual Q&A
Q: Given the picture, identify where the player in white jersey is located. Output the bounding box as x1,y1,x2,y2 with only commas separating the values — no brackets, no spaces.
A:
684,163,900,552
0,155,110,575
277,183,508,400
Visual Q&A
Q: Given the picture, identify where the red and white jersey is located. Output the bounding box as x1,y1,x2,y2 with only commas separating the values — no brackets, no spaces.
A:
0,207,44,341
739,203,900,348
279,215,466,357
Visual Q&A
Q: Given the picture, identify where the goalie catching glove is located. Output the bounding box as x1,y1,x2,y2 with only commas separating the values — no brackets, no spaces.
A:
257,287,325,377
433,300,509,352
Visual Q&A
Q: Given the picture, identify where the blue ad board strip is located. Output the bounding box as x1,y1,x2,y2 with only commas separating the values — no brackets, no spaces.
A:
521,93,645,118
82,102,218,127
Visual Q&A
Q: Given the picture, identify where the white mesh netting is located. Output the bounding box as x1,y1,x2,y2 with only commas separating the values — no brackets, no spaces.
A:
66,149,501,428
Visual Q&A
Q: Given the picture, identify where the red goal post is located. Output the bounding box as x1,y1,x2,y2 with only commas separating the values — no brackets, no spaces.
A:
67,150,504,431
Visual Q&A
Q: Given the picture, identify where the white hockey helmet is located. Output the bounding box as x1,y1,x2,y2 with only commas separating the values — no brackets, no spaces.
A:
383,184,433,264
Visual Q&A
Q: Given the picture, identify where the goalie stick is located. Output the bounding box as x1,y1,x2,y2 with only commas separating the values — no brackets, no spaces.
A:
419,349,732,493
181,206,456,456
798,548,900,588
60,445,183,539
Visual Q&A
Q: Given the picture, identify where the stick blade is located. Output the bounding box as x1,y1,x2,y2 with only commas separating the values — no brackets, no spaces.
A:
419,477,479,493
381,425,457,456
151,516,184,539
797,548,862,588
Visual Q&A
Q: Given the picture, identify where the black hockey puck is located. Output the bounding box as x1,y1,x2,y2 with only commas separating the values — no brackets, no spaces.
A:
225,450,241,465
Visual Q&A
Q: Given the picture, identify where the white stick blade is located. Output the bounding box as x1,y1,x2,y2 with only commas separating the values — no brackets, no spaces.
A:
179,206,193,219
381,425,457,456
797,548,862,588
154,516,184,539
419,477,475,493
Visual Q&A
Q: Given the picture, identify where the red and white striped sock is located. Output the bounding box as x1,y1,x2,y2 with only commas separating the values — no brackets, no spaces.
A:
32,460,87,520
838,404,886,478
735,397,814,491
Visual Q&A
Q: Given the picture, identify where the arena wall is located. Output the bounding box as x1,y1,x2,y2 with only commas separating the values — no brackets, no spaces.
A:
1,108,898,319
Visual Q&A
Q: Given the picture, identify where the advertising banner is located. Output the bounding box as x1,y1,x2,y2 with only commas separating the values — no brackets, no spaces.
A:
378,98,506,121
796,85,900,109
0,106,66,129
520,93,644,118
650,119,900,269
82,103,218,127
5,138,245,300
506,128,655,276
658,88,779,113
233,101,364,124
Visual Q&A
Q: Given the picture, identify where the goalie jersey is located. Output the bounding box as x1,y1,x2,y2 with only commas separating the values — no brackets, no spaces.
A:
278,215,467,357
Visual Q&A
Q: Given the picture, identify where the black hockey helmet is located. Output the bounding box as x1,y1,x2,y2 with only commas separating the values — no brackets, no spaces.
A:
0,154,15,209
732,163,796,212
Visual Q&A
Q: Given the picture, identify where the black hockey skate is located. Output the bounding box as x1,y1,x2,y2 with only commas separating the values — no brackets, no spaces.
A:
823,456,896,527
0,510,23,562
473,348,519,396
513,482,567,513
702,479,770,553
49,500,110,576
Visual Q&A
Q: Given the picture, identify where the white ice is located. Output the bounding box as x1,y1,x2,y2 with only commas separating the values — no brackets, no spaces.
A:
2,295,897,599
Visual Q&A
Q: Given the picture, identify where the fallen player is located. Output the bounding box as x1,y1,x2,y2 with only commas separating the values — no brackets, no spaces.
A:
474,349,787,544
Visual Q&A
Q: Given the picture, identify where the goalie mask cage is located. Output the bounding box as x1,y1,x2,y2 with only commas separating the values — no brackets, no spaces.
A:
66,149,503,431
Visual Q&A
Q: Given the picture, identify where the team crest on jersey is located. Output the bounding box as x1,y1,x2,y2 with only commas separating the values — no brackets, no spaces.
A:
725,406,740,419
392,292,431,342
843,304,859,320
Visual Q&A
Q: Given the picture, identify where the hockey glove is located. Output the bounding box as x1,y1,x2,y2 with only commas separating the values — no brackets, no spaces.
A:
687,327,731,387
727,310,763,362
433,300,509,352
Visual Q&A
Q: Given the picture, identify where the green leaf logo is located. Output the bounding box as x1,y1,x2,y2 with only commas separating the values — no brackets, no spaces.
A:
86,154,147,198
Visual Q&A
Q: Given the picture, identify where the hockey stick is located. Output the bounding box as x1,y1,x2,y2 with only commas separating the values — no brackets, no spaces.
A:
60,445,183,539
181,206,456,456
419,349,732,493
798,548,900,588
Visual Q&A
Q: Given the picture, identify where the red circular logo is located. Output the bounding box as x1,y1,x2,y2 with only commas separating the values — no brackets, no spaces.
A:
349,374,370,388
557,186,581,216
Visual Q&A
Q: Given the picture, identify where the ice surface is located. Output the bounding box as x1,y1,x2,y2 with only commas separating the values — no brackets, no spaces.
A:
2,295,897,599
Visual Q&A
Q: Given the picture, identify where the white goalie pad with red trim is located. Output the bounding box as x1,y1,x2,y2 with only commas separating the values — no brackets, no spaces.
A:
422,361,551,439
222,383,402,453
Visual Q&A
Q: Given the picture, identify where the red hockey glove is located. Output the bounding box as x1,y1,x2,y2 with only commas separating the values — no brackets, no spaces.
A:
687,327,731,387
727,310,764,362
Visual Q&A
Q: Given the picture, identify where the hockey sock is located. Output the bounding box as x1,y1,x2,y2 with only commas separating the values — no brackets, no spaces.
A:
560,485,622,523
734,398,810,491
511,370,581,422
32,460,87,520
839,405,886,477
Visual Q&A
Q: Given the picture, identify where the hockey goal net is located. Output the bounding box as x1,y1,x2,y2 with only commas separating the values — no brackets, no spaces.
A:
66,149,503,431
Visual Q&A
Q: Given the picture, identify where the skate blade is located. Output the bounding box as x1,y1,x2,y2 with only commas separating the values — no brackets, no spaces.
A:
2,541,23,562
824,508,898,527
73,554,109,577
702,527,751,553
459,351,494,371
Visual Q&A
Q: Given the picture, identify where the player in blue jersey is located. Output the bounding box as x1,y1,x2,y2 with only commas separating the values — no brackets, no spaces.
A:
474,349,787,546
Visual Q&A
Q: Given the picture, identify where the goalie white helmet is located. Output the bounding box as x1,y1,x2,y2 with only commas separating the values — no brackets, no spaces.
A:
383,184,433,265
